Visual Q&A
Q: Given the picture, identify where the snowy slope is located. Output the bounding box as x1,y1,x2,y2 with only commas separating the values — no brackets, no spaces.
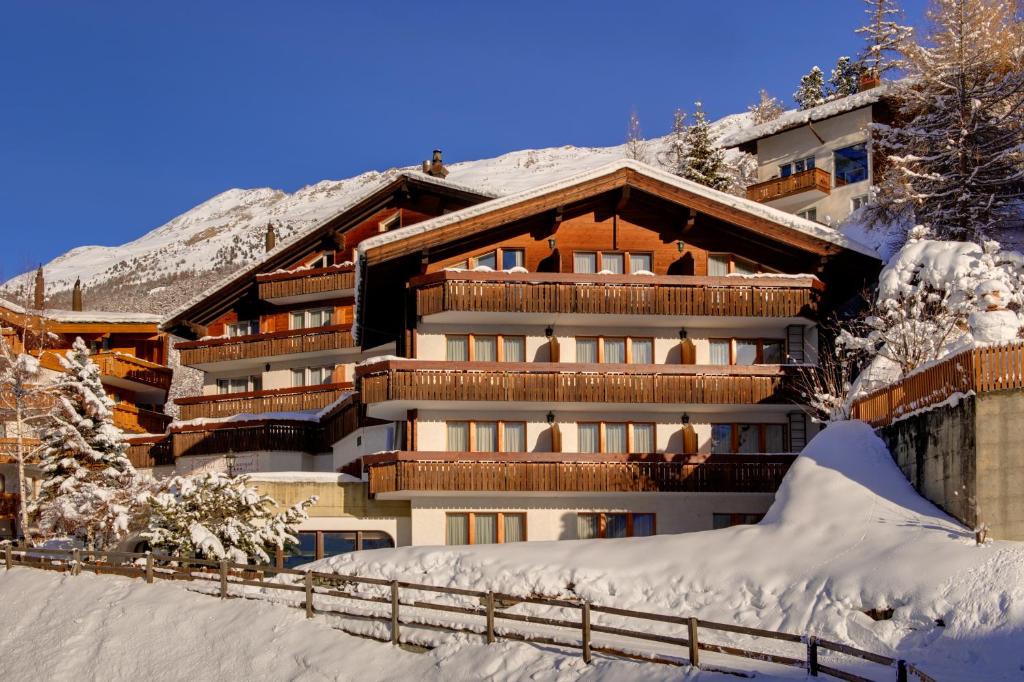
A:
0,113,752,314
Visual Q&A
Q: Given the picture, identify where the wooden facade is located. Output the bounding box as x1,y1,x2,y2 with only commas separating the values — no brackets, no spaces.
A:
256,265,356,302
176,325,356,368
175,383,351,421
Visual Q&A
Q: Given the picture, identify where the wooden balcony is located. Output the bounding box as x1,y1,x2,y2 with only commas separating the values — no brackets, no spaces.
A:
174,383,352,421
0,437,41,460
746,168,831,204
357,360,791,408
175,325,356,369
125,435,174,468
169,420,330,457
0,493,17,518
92,352,172,392
364,452,798,496
113,403,172,435
413,271,822,320
256,266,355,303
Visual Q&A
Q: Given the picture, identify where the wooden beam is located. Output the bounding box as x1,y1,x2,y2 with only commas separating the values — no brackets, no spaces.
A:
615,186,631,213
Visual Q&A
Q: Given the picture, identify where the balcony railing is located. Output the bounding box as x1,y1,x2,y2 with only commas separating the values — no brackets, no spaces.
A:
357,361,791,406
175,325,356,368
125,436,174,468
92,352,173,392
113,403,172,435
364,452,798,495
0,493,18,518
0,437,41,459
256,266,355,302
746,168,831,204
174,383,352,421
413,271,822,319
169,420,329,457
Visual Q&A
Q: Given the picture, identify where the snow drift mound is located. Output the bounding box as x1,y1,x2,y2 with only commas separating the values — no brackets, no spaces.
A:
311,422,1024,679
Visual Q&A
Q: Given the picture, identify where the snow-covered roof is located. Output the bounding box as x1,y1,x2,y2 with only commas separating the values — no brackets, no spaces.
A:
720,84,892,148
0,296,160,325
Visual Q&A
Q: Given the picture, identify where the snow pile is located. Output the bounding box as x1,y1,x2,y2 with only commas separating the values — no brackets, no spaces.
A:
308,422,1024,679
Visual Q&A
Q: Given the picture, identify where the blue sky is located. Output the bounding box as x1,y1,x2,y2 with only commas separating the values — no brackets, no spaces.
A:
0,0,929,279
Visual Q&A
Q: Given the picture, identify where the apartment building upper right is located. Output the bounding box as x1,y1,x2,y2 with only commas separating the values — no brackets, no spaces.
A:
722,81,892,227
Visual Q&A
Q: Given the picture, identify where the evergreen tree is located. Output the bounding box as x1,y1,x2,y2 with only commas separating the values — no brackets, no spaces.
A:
657,108,688,175
144,473,316,564
680,102,731,192
855,0,914,76
748,89,784,125
794,66,827,109
829,56,863,98
30,338,142,549
874,0,1024,241
624,109,649,163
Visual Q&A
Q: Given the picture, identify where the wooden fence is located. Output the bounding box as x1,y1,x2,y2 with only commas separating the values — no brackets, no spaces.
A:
851,343,1024,427
1,545,935,681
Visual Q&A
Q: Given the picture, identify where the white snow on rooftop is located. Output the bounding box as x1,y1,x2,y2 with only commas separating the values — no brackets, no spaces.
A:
0,296,160,324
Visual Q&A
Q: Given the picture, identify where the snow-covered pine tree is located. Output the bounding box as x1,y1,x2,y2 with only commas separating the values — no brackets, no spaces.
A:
624,109,649,163
143,473,316,564
855,0,914,76
657,109,687,176
873,0,1024,241
794,66,826,109
30,338,142,549
680,102,731,192
748,89,784,125
828,56,863,98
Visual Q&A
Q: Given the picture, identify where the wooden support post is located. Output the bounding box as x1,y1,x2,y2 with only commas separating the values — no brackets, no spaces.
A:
581,601,592,664
390,580,400,645
304,571,314,619
807,635,819,676
485,591,495,644
5,543,12,570
145,553,154,584
183,554,191,580
896,660,908,682
219,560,228,599
72,548,81,576
688,617,699,668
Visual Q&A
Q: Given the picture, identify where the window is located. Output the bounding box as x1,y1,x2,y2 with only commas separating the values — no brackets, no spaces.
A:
604,338,626,363
474,335,497,362
707,254,775,276
216,375,261,394
279,530,395,568
475,251,497,270
503,422,526,452
834,144,868,185
446,512,526,544
502,336,525,363
605,423,627,453
378,213,401,233
736,424,760,453
779,155,815,178
502,249,525,270
602,252,625,274
711,424,733,454
290,307,332,330
283,531,317,568
577,422,654,453
851,194,869,211
446,335,469,361
710,339,786,365
577,513,656,539
574,251,652,274
709,340,731,365
291,366,334,387
578,423,600,453
447,421,527,452
712,423,790,453
308,252,335,268
475,421,498,452
446,422,469,451
708,254,730,276
446,334,524,361
732,256,759,276
631,423,654,453
797,208,818,222
574,251,597,274
765,424,786,452
735,340,759,366
631,338,653,364
630,253,652,274
226,320,259,338
576,338,598,363
467,248,522,271
762,340,785,364
576,336,652,363
713,513,764,530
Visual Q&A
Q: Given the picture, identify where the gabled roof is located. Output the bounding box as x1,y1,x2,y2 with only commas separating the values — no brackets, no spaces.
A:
0,297,160,329
161,171,496,334
720,84,892,149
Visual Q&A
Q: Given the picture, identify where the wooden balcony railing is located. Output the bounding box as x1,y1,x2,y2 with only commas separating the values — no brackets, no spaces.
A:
413,271,823,319
125,436,174,468
174,383,352,421
0,437,41,459
169,420,330,457
0,493,18,518
364,452,798,495
113,403,172,435
357,361,791,406
256,266,355,301
92,352,172,392
746,168,831,204
175,325,356,368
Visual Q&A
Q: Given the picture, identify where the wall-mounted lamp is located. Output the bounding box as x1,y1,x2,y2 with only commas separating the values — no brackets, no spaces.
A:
545,326,554,338
676,240,685,252
265,363,271,372
547,238,557,250
546,411,555,424
678,328,688,340
681,413,690,425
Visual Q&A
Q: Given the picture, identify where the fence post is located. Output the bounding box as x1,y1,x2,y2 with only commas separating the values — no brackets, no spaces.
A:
145,552,154,583
72,548,81,576
896,659,908,682
183,553,191,580
581,601,592,664
688,616,699,668
5,543,12,570
390,580,400,645
219,560,228,599
807,635,819,676
485,591,495,644
304,571,314,619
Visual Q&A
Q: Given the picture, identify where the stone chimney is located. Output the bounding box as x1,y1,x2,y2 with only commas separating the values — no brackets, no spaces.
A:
422,149,449,179
33,265,45,310
72,278,83,311
265,223,276,252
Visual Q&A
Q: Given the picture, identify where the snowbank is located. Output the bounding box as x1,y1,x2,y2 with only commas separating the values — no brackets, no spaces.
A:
308,422,1024,679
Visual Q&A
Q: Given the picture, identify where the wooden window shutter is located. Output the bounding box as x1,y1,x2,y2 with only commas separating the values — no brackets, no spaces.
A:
786,325,805,363
681,424,698,454
679,338,696,364
788,412,807,451
550,423,562,453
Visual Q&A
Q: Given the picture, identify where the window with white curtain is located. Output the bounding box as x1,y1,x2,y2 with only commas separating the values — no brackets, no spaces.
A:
604,338,626,363
290,368,306,388
577,514,600,539
475,251,497,269
605,423,627,453
446,422,469,451
630,253,652,273
578,423,599,453
475,421,498,452
631,338,653,364
290,307,332,330
474,335,497,362
501,249,525,270
447,512,525,544
712,424,733,454
503,514,525,543
602,253,625,274
474,514,498,544
605,514,629,538
631,423,654,453
446,335,469,361
765,424,786,452
733,257,759,275
502,336,525,362
503,422,526,452
576,338,598,363
446,514,469,545
709,340,731,365
708,254,730,276
737,424,760,453
574,252,597,274
226,320,259,337
735,340,758,365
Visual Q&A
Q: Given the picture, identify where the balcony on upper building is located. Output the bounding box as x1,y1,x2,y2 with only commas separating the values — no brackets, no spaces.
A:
363,451,797,497
0,437,40,459
745,167,831,210
92,352,172,401
356,359,794,420
113,403,172,435
174,382,352,421
256,265,355,305
412,271,823,326
175,325,357,372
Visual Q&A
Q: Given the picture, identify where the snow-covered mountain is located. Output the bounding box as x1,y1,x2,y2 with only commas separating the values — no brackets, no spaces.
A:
0,113,752,314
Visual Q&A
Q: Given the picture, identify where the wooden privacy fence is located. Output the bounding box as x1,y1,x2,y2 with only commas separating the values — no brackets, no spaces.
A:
2,545,935,682
850,342,1024,427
